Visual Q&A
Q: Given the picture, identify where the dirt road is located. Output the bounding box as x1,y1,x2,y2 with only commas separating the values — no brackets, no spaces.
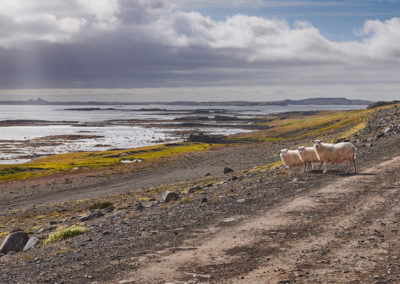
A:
114,155,400,283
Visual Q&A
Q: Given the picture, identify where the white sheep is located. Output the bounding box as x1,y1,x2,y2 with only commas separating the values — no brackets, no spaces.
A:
297,146,323,172
279,149,309,175
313,140,357,174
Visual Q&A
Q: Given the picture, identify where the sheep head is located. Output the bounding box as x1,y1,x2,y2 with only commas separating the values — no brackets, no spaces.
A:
313,140,323,149
280,149,288,154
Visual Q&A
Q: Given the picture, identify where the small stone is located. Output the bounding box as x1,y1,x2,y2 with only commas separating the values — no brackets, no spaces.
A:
0,231,29,254
188,186,201,194
376,132,385,139
201,197,208,203
223,167,233,174
204,173,211,177
161,191,179,203
134,202,145,211
36,225,58,234
278,280,290,284
103,205,115,213
103,231,111,236
49,221,58,225
229,176,238,181
80,210,104,222
293,271,303,277
23,237,40,251
237,198,246,203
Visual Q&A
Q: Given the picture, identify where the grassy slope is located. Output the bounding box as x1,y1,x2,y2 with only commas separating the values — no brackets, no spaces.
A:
233,109,374,143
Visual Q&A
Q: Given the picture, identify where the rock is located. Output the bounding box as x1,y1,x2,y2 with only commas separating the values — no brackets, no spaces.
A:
237,198,246,203
161,191,179,203
80,210,104,221
188,186,201,194
384,127,392,134
36,225,57,234
204,173,211,177
223,167,233,174
49,220,59,225
23,237,40,251
201,197,208,203
278,280,291,284
229,175,238,181
0,231,29,254
103,205,115,213
134,202,145,211
376,132,385,139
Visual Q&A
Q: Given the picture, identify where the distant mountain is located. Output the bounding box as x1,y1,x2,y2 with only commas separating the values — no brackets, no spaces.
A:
280,97,372,106
0,97,371,106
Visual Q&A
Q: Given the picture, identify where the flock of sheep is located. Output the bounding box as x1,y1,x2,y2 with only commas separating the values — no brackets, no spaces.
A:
279,140,357,175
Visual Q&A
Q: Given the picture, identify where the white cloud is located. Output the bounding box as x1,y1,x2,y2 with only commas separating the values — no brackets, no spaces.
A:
0,0,120,47
0,0,399,64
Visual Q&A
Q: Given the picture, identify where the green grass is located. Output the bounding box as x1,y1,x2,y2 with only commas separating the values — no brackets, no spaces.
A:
44,225,89,244
0,142,213,182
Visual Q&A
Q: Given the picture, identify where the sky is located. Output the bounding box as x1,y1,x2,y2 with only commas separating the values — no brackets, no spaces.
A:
0,0,399,102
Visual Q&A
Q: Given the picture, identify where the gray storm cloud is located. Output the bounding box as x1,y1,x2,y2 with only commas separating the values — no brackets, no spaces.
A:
0,0,399,100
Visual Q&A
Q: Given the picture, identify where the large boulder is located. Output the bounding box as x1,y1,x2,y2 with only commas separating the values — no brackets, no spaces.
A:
0,231,29,254
23,237,40,251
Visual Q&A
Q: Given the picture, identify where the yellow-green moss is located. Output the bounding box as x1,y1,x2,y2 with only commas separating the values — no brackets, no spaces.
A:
178,197,194,204
44,225,89,244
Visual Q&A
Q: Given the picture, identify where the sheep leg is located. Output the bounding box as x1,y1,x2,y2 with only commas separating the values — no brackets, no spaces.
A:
352,159,357,174
303,163,307,173
317,162,323,171
323,162,328,174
